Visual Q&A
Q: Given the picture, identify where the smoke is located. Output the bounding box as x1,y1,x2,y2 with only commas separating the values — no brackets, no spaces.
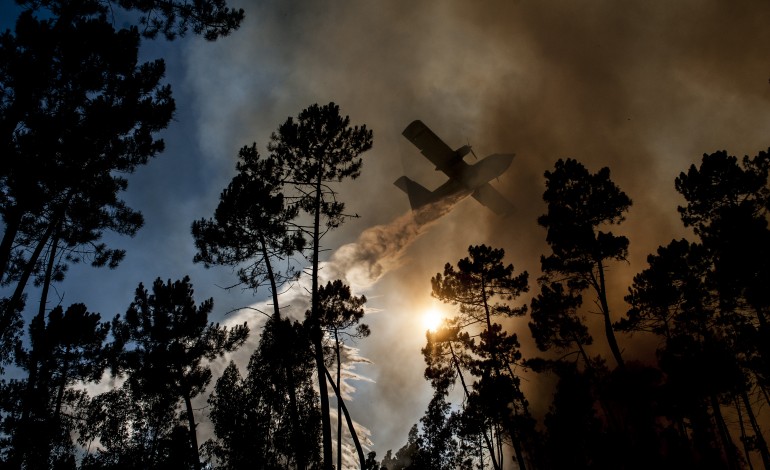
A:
209,195,466,465
323,194,467,291
183,0,770,459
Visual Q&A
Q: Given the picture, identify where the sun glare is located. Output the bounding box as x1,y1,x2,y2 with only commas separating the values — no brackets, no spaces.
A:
422,308,444,332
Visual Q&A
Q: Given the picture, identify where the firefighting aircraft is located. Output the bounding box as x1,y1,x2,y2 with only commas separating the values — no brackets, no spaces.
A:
394,120,515,216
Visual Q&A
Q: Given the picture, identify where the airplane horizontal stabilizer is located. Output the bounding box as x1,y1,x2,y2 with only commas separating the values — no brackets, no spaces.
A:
394,176,434,210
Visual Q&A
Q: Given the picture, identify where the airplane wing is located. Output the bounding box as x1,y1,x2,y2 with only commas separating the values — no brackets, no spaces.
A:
472,183,514,216
402,120,457,173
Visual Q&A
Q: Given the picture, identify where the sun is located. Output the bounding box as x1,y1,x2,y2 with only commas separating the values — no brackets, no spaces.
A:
422,308,444,332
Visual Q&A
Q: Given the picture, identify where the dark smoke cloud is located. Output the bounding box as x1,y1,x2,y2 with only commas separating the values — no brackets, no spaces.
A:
184,0,770,458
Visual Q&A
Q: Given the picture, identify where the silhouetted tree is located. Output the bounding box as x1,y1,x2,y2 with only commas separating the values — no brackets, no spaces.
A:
201,361,250,469
205,315,321,469
380,426,420,470
536,158,631,369
79,381,194,470
414,391,460,469
5,303,109,469
422,324,496,469
109,277,249,470
430,244,531,470
192,143,305,303
0,7,173,351
269,102,372,469
539,361,611,470
676,150,770,393
0,0,244,362
192,142,316,467
620,149,770,468
621,238,746,468
380,397,465,470
15,0,244,40
316,279,370,470
529,282,594,368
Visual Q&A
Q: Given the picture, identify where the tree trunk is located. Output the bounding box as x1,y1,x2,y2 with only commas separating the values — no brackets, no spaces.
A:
481,277,527,470
596,261,625,369
260,236,306,469
741,390,770,469
324,366,365,469
37,226,59,321
183,392,202,470
311,162,334,470
0,217,58,337
335,330,343,470
9,228,61,470
734,396,755,470
0,207,21,281
710,394,740,470
449,342,500,470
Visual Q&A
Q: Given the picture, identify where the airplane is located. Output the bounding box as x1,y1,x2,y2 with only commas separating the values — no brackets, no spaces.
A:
394,120,515,216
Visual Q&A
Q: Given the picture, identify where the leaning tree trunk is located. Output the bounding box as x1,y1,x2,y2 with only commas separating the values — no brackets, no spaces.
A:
449,342,500,470
324,366,365,469
596,260,625,369
0,219,57,338
741,390,770,469
710,394,740,470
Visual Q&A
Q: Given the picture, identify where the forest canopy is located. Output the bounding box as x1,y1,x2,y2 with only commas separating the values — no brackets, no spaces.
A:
1,1,770,469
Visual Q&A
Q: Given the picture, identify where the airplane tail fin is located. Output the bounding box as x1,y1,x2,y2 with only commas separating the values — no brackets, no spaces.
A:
394,176,434,210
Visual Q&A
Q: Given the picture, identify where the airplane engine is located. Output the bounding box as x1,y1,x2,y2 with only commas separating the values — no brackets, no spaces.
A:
455,145,472,158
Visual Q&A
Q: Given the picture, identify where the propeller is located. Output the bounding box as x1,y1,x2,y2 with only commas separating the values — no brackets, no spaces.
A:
467,139,478,160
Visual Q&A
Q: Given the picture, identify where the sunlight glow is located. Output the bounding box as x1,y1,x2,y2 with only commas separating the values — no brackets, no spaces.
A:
422,308,444,332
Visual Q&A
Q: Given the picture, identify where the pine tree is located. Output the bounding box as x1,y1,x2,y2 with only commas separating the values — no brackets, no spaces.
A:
110,277,248,469
536,158,631,368
269,102,372,469
430,244,531,470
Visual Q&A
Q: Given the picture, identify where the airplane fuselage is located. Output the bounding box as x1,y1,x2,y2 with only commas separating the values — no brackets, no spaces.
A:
459,153,514,189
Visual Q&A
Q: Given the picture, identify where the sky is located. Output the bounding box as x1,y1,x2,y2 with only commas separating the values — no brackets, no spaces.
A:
8,0,770,464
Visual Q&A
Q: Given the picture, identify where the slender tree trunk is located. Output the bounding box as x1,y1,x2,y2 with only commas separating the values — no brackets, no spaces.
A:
54,356,68,422
37,226,59,321
481,278,527,470
711,394,740,470
574,336,593,370
734,396,755,470
741,390,770,469
324,366,365,469
449,342,500,470
0,217,59,339
760,383,770,410
0,207,21,281
39,231,60,467
596,261,625,368
335,330,343,470
183,392,202,470
261,236,282,318
9,229,61,470
311,162,334,470
10,312,44,470
260,236,306,469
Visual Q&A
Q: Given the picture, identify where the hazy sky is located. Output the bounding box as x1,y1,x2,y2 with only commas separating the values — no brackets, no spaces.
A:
17,0,770,464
